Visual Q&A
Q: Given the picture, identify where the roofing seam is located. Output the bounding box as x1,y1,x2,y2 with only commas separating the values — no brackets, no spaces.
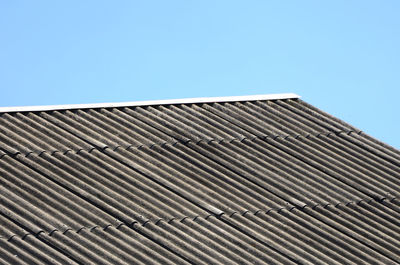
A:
1,198,399,264
2,196,398,239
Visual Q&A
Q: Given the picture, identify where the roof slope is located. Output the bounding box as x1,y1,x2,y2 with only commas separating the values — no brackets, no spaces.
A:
0,94,399,264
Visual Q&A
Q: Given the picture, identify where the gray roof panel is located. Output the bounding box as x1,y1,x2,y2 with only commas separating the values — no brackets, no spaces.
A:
0,94,399,264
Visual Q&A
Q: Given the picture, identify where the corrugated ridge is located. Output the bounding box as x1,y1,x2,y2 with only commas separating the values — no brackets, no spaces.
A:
1,131,398,174
0,131,399,229
0,213,81,265
0,99,358,155
0,134,398,223
3,197,397,240
1,198,399,265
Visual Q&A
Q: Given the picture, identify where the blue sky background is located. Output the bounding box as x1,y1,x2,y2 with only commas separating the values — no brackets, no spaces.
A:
0,1,399,148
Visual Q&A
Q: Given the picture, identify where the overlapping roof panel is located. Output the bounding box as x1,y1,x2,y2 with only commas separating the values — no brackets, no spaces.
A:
0,94,399,264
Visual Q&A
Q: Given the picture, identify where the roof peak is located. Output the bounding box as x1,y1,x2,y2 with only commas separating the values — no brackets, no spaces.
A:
0,93,300,113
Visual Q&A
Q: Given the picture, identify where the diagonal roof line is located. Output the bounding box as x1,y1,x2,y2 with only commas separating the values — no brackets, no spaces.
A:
0,93,300,113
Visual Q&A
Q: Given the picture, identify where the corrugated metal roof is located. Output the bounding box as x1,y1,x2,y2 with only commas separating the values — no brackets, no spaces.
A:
0,94,399,264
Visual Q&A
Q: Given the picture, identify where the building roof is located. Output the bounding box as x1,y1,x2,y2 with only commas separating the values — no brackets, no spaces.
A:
0,93,399,265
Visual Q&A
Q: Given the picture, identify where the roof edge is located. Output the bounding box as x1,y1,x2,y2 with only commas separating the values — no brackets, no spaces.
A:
0,93,300,113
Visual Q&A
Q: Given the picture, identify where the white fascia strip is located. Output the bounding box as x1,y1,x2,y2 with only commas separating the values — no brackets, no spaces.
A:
0,93,300,113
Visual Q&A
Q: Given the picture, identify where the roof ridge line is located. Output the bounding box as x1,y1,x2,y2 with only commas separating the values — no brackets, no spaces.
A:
0,93,300,113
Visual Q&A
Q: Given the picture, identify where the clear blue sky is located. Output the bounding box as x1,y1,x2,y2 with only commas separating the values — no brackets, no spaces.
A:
1,1,399,148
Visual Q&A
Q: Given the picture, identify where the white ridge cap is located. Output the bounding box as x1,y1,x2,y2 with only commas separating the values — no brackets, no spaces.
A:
0,93,300,113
